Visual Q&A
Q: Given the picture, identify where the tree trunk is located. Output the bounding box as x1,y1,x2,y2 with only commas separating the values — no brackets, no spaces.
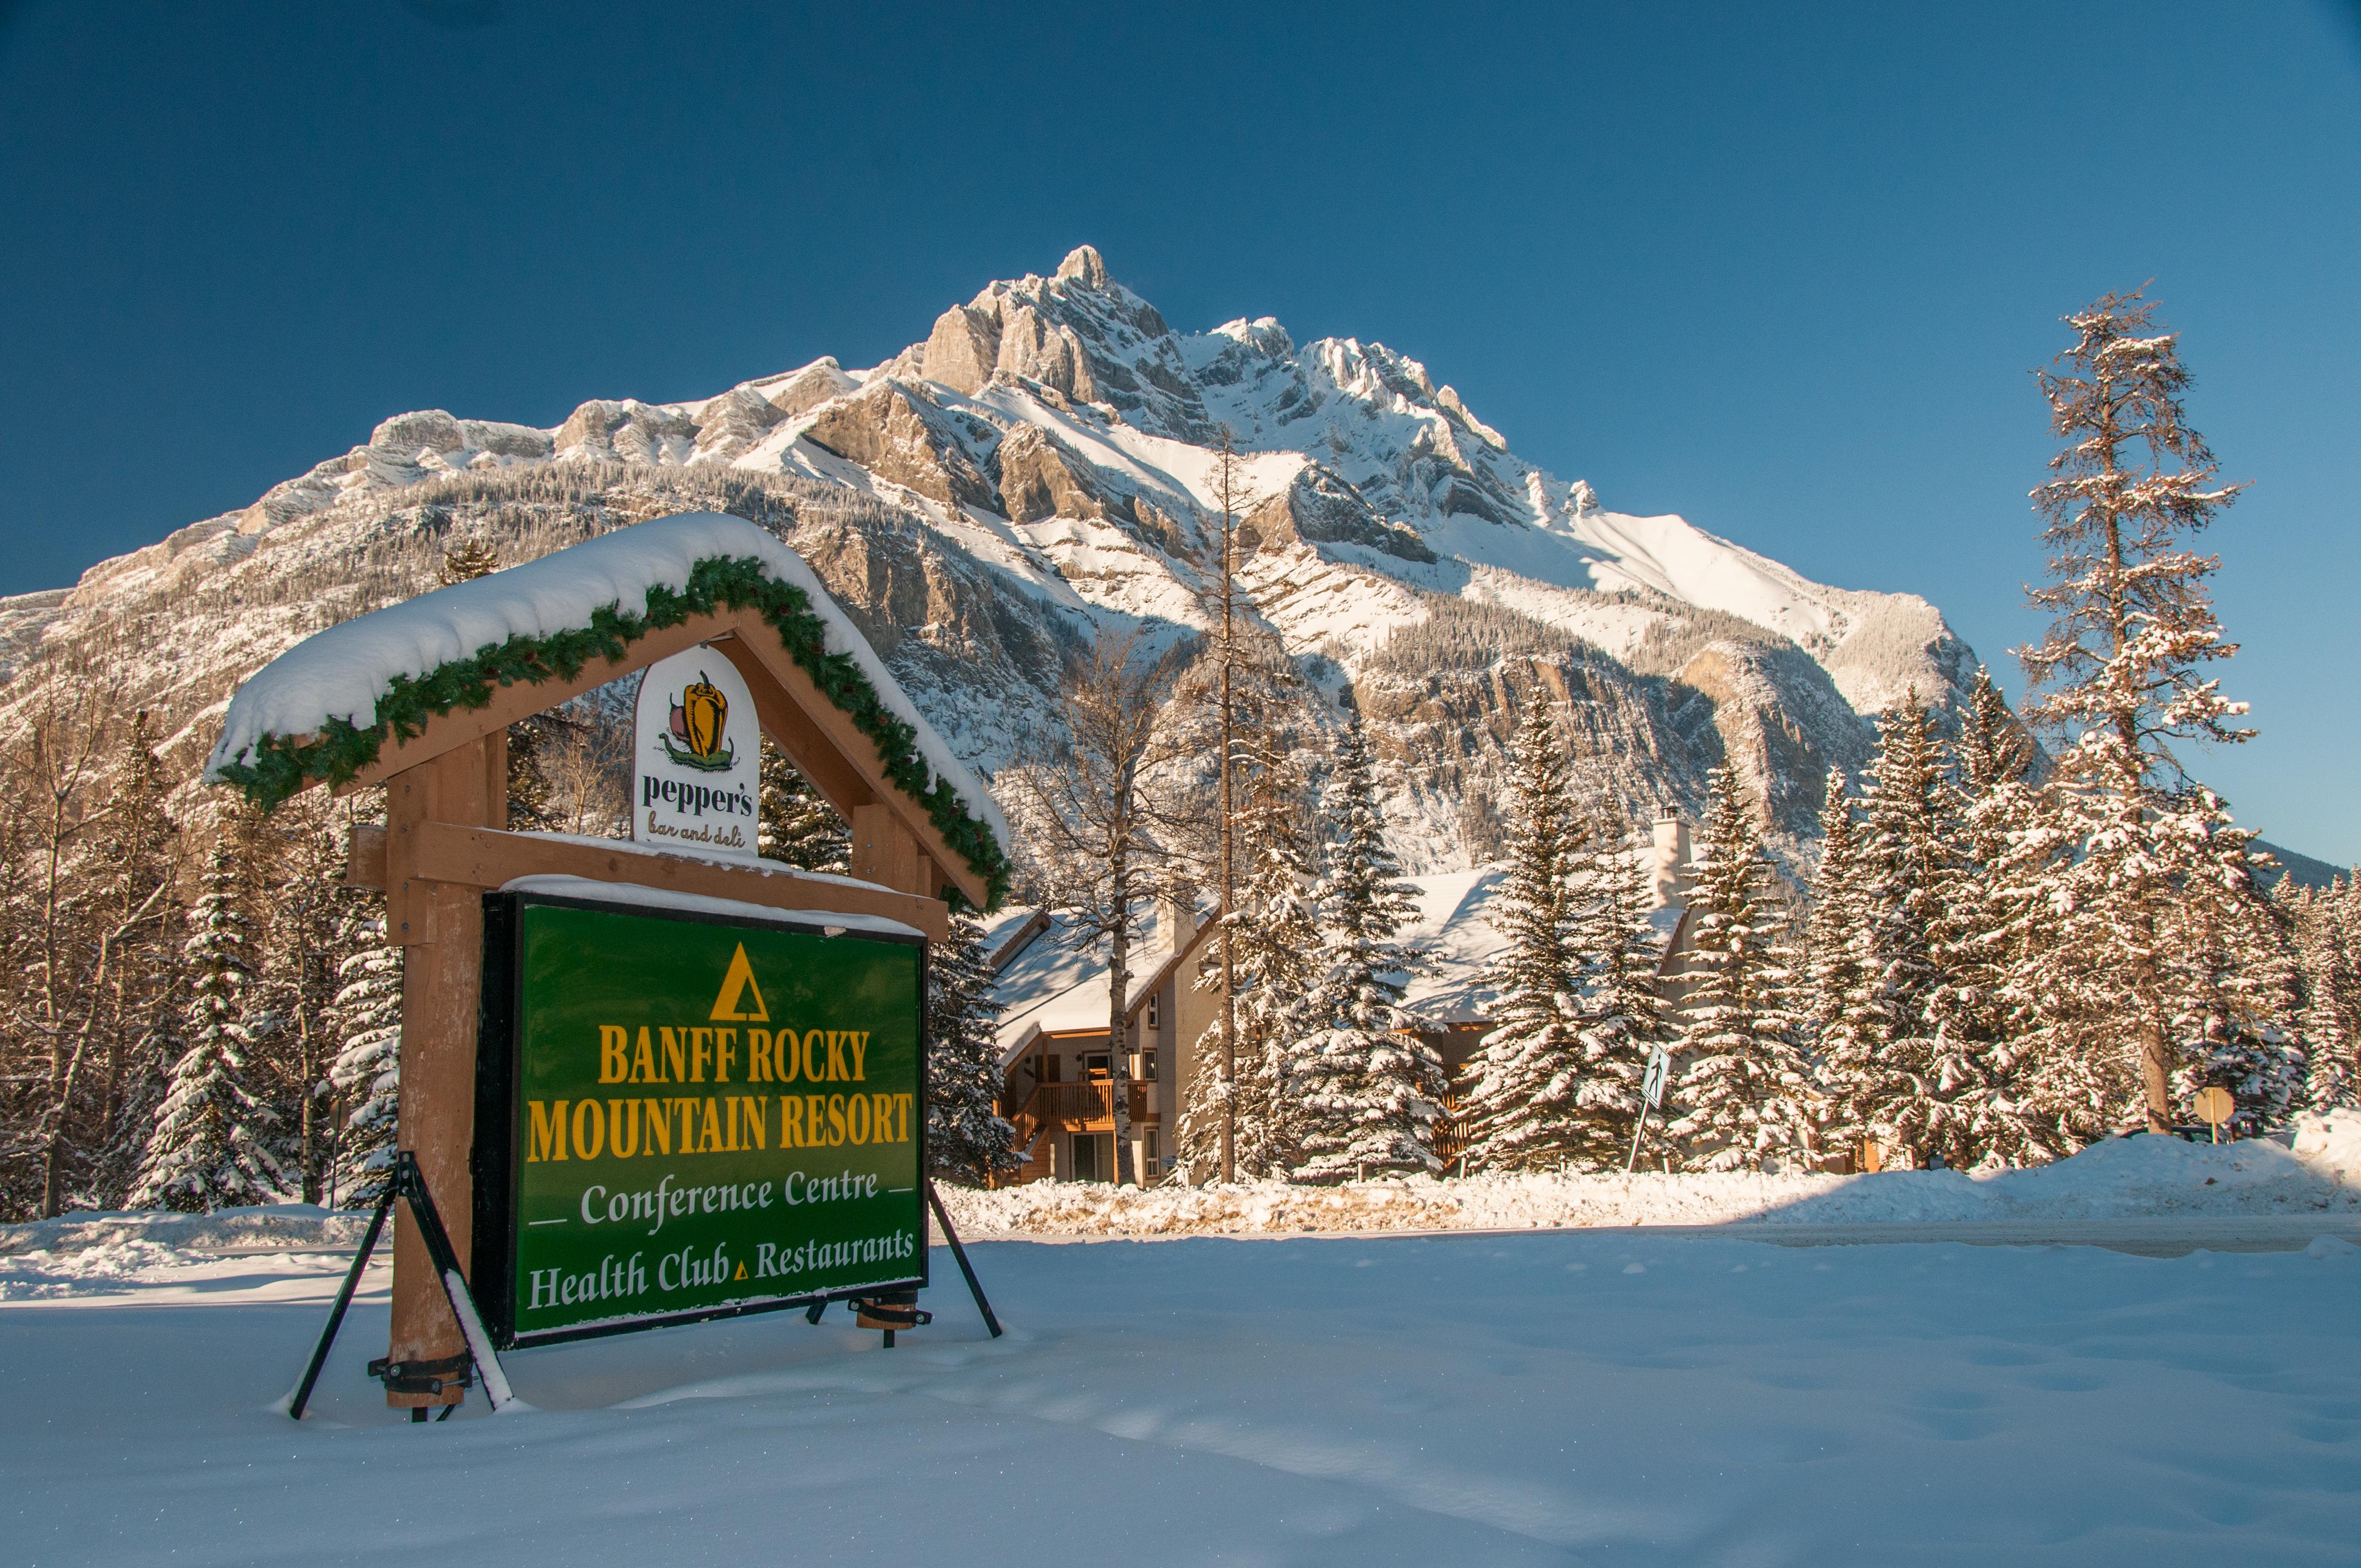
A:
1217,487,1238,1186
2138,1006,2174,1132
1107,875,1138,1185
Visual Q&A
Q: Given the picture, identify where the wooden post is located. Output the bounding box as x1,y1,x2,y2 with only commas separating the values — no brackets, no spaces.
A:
384,738,498,1408
850,804,923,895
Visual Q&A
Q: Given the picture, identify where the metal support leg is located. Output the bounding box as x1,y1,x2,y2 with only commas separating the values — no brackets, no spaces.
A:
925,1179,1003,1338
289,1182,398,1421
298,1151,515,1420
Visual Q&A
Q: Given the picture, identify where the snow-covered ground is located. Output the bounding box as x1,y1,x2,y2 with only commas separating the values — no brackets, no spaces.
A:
940,1112,2361,1240
7,1205,2360,1564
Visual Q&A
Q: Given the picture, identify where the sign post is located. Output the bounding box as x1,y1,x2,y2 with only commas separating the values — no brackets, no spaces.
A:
1625,1046,1670,1174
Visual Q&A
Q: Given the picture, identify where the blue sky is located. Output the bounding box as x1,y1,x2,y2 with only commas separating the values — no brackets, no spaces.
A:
1,1,2355,859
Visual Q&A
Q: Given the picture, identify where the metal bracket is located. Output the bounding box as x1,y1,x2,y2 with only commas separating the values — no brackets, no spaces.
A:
366,1352,474,1398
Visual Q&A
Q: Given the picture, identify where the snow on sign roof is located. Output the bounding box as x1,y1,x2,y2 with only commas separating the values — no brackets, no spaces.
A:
204,511,1010,897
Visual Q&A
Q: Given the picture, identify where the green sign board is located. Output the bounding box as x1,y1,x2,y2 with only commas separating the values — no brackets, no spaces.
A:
472,889,928,1348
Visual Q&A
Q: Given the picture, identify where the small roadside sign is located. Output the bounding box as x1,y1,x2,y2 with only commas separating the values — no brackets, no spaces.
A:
1642,1047,1669,1110
2193,1085,2236,1143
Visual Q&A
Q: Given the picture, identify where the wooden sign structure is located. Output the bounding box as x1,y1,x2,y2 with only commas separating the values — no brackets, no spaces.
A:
211,517,1001,1413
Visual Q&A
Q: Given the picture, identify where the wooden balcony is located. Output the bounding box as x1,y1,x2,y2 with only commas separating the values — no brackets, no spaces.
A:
1007,1080,1157,1146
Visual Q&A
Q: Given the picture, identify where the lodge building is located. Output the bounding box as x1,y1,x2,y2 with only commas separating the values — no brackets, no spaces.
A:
984,813,1701,1184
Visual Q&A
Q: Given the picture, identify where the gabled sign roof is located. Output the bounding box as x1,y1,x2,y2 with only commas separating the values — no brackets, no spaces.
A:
206,512,1008,908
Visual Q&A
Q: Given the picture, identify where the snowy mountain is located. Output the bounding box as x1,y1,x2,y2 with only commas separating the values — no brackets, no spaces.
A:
3,244,1983,868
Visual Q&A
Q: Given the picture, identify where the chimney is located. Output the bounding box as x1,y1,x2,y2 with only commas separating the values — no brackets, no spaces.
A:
1651,810,1692,910
1157,888,1199,949
1157,889,1199,954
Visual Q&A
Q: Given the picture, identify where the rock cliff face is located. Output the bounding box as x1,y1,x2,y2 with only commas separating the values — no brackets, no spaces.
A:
1,246,1982,870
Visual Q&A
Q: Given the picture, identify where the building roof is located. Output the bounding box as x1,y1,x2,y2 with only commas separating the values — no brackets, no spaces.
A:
986,853,1693,1055
1395,865,1512,1027
988,901,1207,1068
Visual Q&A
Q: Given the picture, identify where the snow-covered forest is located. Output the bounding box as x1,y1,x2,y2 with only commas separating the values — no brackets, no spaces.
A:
0,289,2348,1221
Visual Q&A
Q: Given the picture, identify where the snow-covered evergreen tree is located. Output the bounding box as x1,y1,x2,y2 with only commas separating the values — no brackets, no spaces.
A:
1291,715,1446,1180
758,736,850,873
1176,764,1320,1182
1872,694,1976,1163
258,801,351,1203
90,709,182,1209
1460,700,1592,1172
1665,765,1813,1170
1815,696,1976,1165
924,910,1020,1185
130,841,286,1211
1940,668,2055,1166
329,897,402,1206
2016,288,2271,1131
2294,879,2359,1109
1563,807,1660,1165
1801,770,1868,1072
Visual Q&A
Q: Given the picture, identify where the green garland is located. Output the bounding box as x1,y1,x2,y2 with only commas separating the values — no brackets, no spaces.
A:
214,553,1010,910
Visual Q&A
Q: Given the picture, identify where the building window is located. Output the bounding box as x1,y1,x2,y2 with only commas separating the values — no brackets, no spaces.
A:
1143,1129,1161,1178
1145,993,1160,1030
1143,1048,1159,1081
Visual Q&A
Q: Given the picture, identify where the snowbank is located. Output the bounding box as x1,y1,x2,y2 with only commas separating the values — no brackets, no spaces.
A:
13,1116,2354,1291
940,1111,2361,1240
0,1205,372,1300
204,511,1008,845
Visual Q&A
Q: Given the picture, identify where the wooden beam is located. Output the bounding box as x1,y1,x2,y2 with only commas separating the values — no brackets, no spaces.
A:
722,609,989,909
706,633,878,818
409,821,947,941
385,739,497,1408
345,823,388,891
338,613,738,792
850,803,921,896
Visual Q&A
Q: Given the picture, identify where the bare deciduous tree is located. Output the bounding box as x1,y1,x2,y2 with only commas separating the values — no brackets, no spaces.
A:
1007,629,1192,1185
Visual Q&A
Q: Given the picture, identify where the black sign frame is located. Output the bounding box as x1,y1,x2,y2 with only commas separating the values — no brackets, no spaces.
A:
471,887,931,1350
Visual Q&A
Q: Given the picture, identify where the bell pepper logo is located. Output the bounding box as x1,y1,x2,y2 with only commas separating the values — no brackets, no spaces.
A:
659,671,737,771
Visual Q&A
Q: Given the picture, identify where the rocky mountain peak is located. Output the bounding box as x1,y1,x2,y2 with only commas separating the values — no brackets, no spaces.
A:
1054,243,1110,288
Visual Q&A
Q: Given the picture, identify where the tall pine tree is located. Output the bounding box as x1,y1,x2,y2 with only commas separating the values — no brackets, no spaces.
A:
2016,288,2270,1132
1460,700,1592,1172
924,910,1020,1184
1666,766,1813,1170
131,840,286,1211
1177,761,1320,1182
1292,715,1446,1180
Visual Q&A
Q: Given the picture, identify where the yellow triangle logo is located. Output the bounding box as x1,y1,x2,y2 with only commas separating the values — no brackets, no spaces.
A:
733,1261,748,1281
709,943,769,1022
